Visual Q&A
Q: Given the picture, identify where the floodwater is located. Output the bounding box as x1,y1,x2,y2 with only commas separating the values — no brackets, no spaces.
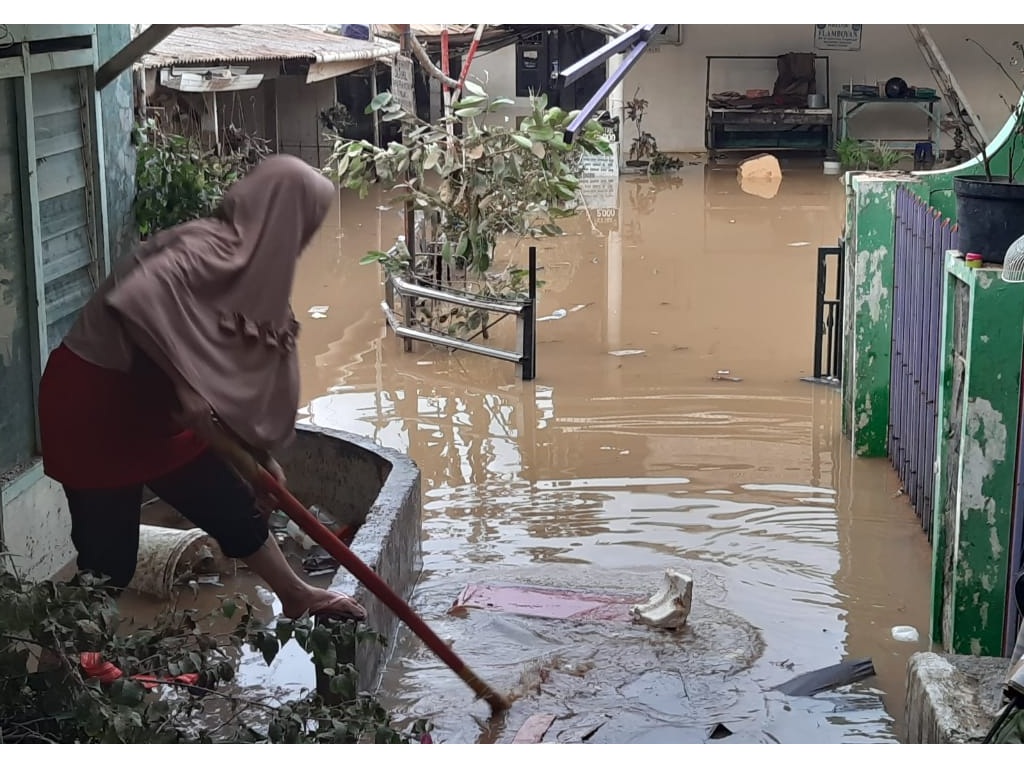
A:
116,159,935,743
287,160,934,743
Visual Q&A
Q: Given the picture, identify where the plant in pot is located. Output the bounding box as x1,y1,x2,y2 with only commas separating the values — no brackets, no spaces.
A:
624,87,683,174
322,84,610,341
950,38,1024,264
625,87,656,168
835,136,868,171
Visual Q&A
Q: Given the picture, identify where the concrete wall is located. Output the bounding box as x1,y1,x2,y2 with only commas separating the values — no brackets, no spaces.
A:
498,24,1022,153
96,24,139,263
467,43,531,120
282,425,422,694
0,465,74,581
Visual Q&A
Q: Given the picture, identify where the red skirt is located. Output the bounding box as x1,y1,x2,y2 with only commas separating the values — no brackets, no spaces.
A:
38,344,207,489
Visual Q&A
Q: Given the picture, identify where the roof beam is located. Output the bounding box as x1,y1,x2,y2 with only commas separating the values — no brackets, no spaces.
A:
96,24,180,90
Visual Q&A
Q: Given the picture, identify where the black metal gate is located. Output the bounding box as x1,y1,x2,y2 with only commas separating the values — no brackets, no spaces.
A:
807,241,844,384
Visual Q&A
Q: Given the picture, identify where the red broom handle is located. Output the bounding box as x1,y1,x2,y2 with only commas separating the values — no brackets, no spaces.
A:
206,424,509,712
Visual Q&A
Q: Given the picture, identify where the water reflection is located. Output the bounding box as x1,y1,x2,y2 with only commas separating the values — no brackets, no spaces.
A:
287,162,930,743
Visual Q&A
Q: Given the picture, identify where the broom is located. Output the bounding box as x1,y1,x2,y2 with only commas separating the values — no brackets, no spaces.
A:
208,421,511,714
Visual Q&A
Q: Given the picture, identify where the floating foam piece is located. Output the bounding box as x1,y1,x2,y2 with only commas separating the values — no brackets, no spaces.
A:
891,625,920,642
631,569,693,630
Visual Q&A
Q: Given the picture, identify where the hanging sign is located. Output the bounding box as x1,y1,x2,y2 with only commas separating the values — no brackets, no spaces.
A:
391,53,416,114
813,24,863,52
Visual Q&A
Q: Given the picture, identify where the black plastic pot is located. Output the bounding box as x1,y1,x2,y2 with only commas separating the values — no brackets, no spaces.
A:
954,175,1024,264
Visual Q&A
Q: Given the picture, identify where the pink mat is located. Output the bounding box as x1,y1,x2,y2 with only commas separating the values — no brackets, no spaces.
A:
451,583,644,622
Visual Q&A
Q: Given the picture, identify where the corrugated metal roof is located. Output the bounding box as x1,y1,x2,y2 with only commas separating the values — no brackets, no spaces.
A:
371,24,479,39
140,24,400,68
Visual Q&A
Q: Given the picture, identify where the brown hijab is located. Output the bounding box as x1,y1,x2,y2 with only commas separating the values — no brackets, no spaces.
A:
63,154,335,452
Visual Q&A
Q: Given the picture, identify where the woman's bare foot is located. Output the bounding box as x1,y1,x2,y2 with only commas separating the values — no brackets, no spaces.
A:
281,584,366,622
241,536,366,621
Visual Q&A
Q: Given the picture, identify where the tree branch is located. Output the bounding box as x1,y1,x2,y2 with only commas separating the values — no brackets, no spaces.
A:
404,31,460,89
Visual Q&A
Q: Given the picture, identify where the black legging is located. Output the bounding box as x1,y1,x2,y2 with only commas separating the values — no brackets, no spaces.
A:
65,450,270,588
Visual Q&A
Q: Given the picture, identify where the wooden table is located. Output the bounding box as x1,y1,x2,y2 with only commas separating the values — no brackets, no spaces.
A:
836,93,942,149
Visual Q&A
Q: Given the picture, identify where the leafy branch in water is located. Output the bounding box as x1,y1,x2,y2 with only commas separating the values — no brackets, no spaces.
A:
0,568,430,743
323,83,611,276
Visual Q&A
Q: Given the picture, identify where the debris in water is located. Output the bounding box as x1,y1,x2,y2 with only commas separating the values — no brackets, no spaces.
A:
609,349,645,357
302,549,339,576
712,369,743,382
254,585,276,606
195,574,223,586
557,715,610,743
631,569,693,629
538,308,568,322
707,723,733,740
511,714,556,743
788,241,811,247
307,305,329,319
284,520,316,550
891,625,920,642
568,303,592,313
773,657,876,697
451,583,641,622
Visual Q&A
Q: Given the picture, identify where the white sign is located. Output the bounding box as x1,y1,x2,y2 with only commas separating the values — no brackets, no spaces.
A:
578,140,620,223
391,54,415,114
813,24,863,51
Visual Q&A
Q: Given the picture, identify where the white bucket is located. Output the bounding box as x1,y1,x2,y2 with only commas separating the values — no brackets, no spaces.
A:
823,160,842,176
127,525,213,599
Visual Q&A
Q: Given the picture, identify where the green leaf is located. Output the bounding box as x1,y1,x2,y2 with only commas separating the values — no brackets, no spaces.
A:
109,678,146,707
462,80,486,98
258,633,280,666
455,106,484,118
221,599,238,620
528,124,556,142
366,92,392,114
452,94,487,110
511,134,533,150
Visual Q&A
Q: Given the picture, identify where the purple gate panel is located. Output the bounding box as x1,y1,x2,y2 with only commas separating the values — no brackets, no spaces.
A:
890,187,958,540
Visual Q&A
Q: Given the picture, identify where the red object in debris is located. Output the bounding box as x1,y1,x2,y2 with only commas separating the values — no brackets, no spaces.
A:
450,584,644,622
419,732,433,744
80,651,124,683
80,652,200,690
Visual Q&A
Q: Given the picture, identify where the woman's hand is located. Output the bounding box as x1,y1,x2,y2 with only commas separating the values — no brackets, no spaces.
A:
173,384,221,445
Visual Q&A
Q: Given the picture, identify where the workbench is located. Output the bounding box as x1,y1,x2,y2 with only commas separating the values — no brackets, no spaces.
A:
836,93,941,150
704,54,833,153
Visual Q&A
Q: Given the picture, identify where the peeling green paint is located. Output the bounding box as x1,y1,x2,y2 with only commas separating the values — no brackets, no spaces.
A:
843,109,1024,462
932,255,1024,656
842,174,925,458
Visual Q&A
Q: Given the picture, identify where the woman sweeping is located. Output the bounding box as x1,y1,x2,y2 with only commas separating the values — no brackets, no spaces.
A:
37,154,365,622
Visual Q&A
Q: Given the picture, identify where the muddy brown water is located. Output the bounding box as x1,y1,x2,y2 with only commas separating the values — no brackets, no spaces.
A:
118,160,934,743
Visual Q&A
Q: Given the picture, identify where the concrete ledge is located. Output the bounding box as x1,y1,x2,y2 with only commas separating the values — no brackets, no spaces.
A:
905,651,1008,743
281,424,422,694
0,459,75,581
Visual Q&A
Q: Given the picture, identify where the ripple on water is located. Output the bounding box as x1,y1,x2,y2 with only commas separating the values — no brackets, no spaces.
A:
377,479,896,743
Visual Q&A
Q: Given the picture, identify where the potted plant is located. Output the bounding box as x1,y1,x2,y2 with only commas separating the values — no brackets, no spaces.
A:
321,84,610,340
949,39,1024,264
625,87,655,168
833,137,903,172
624,87,683,174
